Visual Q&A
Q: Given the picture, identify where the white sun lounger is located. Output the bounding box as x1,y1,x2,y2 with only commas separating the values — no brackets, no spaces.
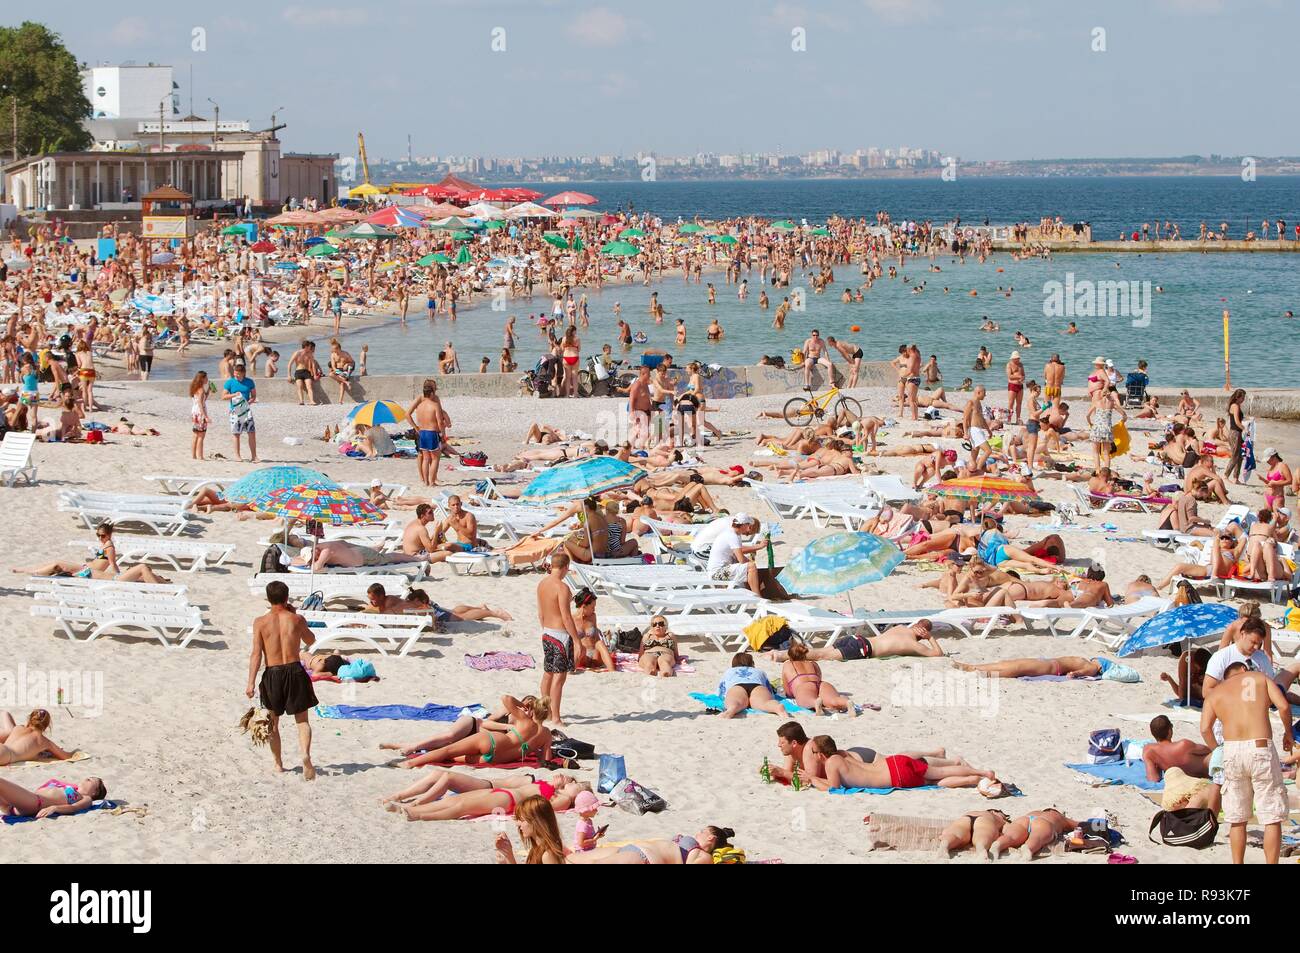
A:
26,576,189,599
249,573,413,606
570,563,737,595
294,609,436,656
273,544,428,578
604,585,765,615
863,474,921,503
1071,597,1173,648
58,501,200,536
143,474,238,495
600,611,859,653
1069,484,1166,514
30,602,206,648
0,431,38,486
70,538,236,572
59,489,200,511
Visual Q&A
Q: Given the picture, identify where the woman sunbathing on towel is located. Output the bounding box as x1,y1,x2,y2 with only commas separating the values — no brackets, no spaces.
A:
807,736,997,791
13,522,171,584
780,639,852,715
381,767,576,810
937,808,1012,859
718,653,787,718
390,776,591,821
288,540,424,571
567,826,734,864
951,656,1110,678
0,710,75,766
379,695,547,761
396,695,551,769
988,808,1080,860
0,775,106,819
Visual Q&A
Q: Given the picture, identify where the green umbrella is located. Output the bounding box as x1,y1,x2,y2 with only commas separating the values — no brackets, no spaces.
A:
679,222,706,233
618,227,645,239
710,234,738,245
771,220,796,230
542,233,570,250
416,252,451,266
427,217,465,230
451,230,476,241
455,244,473,265
484,219,507,230
809,227,830,236
221,223,252,235
600,240,639,257
341,223,397,240
323,228,348,240
305,243,339,257
571,235,584,252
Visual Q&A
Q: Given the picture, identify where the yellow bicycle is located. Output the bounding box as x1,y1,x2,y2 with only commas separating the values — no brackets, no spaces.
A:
782,385,863,427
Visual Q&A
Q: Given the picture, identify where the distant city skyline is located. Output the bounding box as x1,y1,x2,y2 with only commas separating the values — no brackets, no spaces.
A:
15,0,1300,161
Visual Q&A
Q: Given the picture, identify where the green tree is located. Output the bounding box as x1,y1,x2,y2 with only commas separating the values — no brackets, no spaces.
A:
0,22,92,157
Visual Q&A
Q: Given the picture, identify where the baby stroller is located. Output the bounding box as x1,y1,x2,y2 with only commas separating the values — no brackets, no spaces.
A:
520,353,561,398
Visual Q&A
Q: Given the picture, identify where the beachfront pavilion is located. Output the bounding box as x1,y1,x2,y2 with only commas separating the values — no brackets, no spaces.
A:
1,150,226,212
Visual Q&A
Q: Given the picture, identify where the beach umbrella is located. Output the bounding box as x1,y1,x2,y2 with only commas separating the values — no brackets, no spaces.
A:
416,252,451,266
710,234,738,245
930,476,1041,505
518,456,646,557
150,251,176,265
347,400,408,427
451,230,476,242
304,236,327,246
559,208,602,219
365,206,424,229
225,466,334,504
274,261,301,271
464,202,506,220
341,222,398,240
250,483,386,590
542,190,598,206
250,239,276,253
1117,602,1239,705
455,244,473,265
771,220,796,230
776,532,903,611
348,182,384,199
221,223,253,235
809,227,831,236
542,233,570,250
305,243,339,258
600,240,640,257
484,219,507,230
506,201,556,219
618,228,646,239
679,223,706,233
571,234,584,252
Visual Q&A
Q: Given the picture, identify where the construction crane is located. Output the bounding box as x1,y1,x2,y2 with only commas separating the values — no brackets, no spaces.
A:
357,131,372,185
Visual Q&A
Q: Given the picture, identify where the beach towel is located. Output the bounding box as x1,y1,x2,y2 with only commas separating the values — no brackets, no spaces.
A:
614,652,695,674
688,691,806,715
3,800,115,824
1020,674,1100,682
1065,760,1163,791
864,812,1066,855
830,784,945,795
6,749,93,766
465,651,535,672
315,702,471,721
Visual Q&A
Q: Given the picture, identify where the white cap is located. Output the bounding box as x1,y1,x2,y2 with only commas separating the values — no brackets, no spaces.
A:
732,512,754,525
1263,447,1279,460
1105,359,1115,368
369,479,382,488
1093,356,1105,365
1010,350,1020,359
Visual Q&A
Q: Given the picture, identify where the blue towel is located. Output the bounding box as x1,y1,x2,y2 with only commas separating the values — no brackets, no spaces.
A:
1065,760,1164,791
829,784,944,795
3,800,116,824
314,703,469,721
688,692,807,715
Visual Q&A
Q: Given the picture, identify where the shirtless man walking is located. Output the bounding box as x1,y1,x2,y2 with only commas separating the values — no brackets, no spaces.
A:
246,581,317,780
408,378,450,487
1201,662,1293,863
538,552,579,727
963,385,992,471
287,340,319,406
626,365,653,450
801,329,835,389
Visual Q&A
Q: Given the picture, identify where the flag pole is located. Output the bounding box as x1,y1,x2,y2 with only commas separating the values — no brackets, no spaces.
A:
1223,309,1231,391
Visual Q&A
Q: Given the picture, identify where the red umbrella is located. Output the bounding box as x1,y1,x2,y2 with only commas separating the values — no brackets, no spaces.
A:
542,191,598,206
250,239,276,253
501,187,543,202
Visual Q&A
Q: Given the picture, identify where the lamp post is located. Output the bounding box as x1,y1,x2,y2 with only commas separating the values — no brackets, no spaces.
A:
206,97,220,143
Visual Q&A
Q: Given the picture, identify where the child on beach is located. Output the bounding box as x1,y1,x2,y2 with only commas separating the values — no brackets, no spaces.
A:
190,371,210,460
572,790,604,853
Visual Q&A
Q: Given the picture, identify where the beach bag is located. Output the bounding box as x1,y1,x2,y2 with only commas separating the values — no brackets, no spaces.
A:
1088,728,1123,764
550,733,595,761
612,628,642,653
84,429,103,444
459,451,487,467
743,615,792,652
1148,808,1218,849
259,545,284,574
597,754,627,793
611,778,668,815
712,846,747,865
1281,600,1300,632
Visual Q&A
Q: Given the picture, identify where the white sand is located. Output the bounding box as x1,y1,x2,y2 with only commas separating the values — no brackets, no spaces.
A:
2,380,1294,864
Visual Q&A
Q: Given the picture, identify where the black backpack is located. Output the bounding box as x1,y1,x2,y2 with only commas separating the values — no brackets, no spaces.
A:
260,545,284,574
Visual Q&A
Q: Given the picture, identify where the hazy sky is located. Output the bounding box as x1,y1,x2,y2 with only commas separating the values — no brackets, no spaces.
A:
19,0,1299,161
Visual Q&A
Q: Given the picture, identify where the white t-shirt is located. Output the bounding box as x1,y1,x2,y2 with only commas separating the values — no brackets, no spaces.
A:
689,516,733,556
1205,644,1276,744
706,527,745,573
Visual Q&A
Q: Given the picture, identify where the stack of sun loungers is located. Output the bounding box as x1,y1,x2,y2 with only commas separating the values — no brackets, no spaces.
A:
58,490,203,536
26,577,207,649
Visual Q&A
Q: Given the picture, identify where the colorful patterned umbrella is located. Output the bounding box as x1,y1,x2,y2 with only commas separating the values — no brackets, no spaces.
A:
251,483,385,526
347,400,408,427
777,532,902,608
224,466,333,504
518,457,645,507
1117,602,1238,704
930,476,1041,504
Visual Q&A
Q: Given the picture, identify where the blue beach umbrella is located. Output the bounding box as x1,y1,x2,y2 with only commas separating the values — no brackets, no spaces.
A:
274,261,300,271
777,532,902,610
518,457,645,507
347,400,407,427
224,466,334,504
1118,602,1239,705
304,236,327,246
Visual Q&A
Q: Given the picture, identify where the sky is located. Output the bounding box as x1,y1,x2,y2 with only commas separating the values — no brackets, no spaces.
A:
13,0,1299,162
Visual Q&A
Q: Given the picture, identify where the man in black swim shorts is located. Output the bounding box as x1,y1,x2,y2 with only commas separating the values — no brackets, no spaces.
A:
247,581,319,779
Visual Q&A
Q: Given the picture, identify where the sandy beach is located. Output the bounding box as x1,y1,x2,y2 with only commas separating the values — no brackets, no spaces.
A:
3,378,1297,864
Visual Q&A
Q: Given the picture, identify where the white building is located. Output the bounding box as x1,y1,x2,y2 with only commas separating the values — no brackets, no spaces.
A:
83,64,178,121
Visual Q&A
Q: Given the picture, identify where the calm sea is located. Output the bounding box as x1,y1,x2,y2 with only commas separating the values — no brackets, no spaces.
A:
154,177,1300,388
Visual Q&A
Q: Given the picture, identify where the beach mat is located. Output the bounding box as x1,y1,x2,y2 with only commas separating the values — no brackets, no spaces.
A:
830,784,944,795
615,652,695,675
1020,675,1099,682
1065,760,1163,791
465,652,535,672
315,703,474,721
689,691,806,715
3,800,115,824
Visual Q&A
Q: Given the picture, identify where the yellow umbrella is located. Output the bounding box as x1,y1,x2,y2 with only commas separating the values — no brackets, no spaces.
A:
348,182,383,198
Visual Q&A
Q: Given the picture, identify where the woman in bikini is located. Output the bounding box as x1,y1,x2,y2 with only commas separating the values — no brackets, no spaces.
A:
1245,508,1289,584
988,807,1079,860
1259,449,1290,512
381,765,575,810
0,709,75,766
573,587,615,673
495,795,568,864
781,638,851,715
13,522,171,584
394,695,550,769
952,656,1109,678
938,808,1012,859
391,776,591,822
560,326,581,398
1151,532,1245,593
637,615,681,677
567,826,734,865
378,696,547,760
0,775,107,820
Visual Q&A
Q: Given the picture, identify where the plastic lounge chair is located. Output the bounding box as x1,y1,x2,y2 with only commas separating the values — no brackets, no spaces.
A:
70,538,235,572
30,602,205,648
0,432,38,486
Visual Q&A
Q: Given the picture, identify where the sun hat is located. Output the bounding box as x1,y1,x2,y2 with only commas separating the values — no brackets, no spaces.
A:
574,790,599,813
1263,447,1280,460
1093,356,1105,365
1010,350,1020,359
